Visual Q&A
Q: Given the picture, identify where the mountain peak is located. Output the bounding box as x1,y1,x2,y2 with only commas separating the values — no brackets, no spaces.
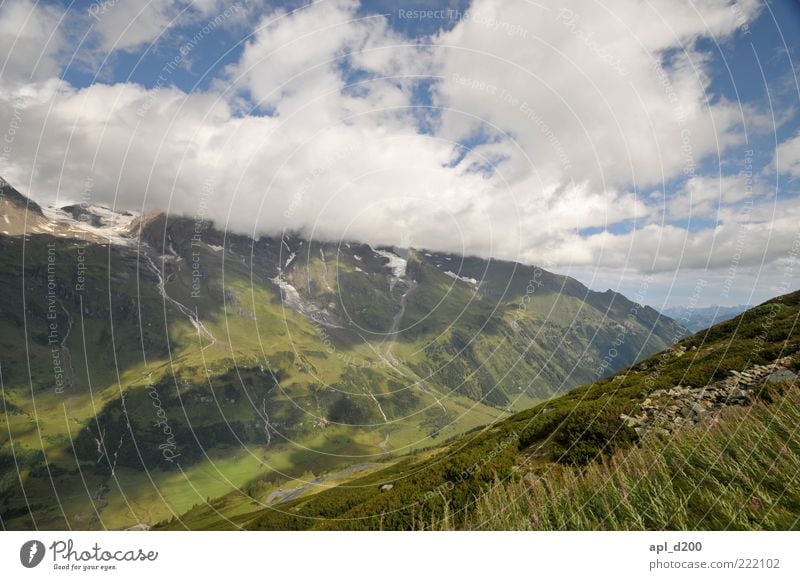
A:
0,177,43,215
0,177,50,235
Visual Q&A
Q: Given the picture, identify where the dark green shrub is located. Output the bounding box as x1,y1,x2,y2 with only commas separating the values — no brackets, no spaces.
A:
552,407,636,466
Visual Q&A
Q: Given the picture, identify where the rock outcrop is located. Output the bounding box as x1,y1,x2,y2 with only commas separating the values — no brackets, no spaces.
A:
622,355,797,438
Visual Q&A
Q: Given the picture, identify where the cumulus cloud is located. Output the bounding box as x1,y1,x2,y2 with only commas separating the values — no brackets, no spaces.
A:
0,0,66,83
775,132,800,178
1,0,794,299
434,0,761,191
666,172,765,220
86,0,182,53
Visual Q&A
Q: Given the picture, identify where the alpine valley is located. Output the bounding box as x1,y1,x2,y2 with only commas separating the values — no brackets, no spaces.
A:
0,177,686,530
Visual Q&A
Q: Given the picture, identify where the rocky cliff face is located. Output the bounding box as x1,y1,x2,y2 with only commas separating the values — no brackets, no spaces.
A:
622,352,798,437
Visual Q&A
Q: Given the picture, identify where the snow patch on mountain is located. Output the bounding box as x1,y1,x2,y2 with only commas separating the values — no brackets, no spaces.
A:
270,273,342,328
270,275,303,310
374,249,407,278
444,271,478,285
40,204,139,246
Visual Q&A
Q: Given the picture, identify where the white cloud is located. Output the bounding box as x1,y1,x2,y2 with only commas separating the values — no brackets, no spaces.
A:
0,0,65,84
434,0,761,191
2,0,795,304
557,194,800,274
775,132,800,178
87,0,186,54
226,0,427,122
84,0,250,57
666,172,764,220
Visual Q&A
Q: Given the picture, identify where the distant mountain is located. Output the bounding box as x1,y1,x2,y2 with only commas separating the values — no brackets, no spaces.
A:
0,177,684,530
662,304,750,333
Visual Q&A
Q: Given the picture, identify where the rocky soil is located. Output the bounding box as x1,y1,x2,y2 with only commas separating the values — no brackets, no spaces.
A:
622,353,798,438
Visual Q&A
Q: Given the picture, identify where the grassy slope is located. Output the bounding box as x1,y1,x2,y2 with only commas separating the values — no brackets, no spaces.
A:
463,384,800,530
167,289,799,530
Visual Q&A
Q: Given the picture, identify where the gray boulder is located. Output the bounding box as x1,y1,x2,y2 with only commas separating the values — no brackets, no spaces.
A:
765,369,798,384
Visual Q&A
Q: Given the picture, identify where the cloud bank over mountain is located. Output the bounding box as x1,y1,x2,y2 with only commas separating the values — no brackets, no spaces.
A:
1,0,798,306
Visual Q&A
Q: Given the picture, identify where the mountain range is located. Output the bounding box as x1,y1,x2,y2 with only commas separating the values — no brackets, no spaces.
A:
0,177,684,530
661,304,750,333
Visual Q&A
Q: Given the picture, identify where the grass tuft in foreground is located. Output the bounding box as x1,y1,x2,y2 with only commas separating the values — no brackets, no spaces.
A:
458,382,800,531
